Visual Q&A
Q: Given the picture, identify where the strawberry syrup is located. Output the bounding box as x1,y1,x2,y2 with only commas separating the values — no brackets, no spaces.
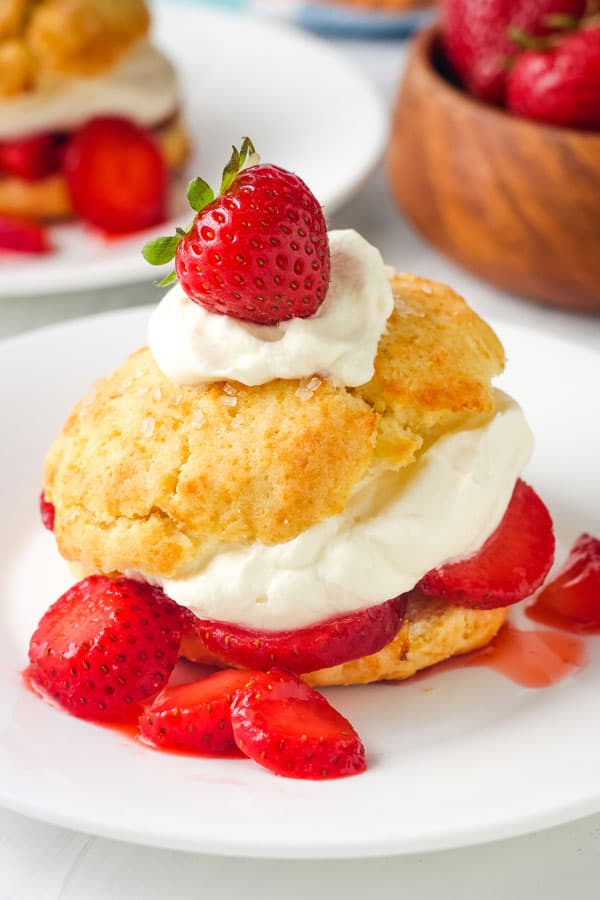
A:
404,623,587,689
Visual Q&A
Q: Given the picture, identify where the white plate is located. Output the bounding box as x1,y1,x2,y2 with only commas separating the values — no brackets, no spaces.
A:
1,308,599,858
2,3,387,298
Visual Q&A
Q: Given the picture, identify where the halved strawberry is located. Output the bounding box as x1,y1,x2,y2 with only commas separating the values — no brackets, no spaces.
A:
139,669,252,756
28,576,186,721
0,131,64,181
230,669,366,779
63,116,167,234
418,480,555,609
191,595,406,674
526,533,600,632
0,214,50,254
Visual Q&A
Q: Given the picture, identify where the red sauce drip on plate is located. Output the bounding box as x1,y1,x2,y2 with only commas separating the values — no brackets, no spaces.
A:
407,624,587,689
22,662,241,756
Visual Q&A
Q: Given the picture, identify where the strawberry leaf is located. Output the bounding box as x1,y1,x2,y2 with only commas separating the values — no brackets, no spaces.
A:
220,137,260,193
220,146,242,194
155,269,177,287
142,234,182,266
240,135,260,168
187,177,214,212
142,137,260,284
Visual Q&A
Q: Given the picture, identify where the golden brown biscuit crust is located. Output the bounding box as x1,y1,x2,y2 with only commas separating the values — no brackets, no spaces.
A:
45,350,379,578
0,116,190,219
354,273,505,467
0,0,149,96
44,274,504,580
179,593,507,686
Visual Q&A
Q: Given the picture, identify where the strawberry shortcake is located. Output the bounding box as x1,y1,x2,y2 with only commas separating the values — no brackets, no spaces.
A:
0,0,189,251
29,139,559,779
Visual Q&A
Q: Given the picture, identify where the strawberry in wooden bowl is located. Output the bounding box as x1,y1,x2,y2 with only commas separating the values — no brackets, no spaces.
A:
388,1,600,313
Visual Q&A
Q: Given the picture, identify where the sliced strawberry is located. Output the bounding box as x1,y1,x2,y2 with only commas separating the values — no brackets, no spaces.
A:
63,116,167,234
418,480,555,609
0,131,64,181
0,214,50,254
139,669,252,756
39,491,55,531
526,533,600,632
28,576,186,721
191,595,406,675
230,669,366,779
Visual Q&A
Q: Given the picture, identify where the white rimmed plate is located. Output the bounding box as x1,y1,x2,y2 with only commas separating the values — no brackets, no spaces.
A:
1,3,387,298
0,308,599,858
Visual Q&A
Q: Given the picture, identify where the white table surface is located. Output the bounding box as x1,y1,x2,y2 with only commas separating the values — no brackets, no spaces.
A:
2,23,600,900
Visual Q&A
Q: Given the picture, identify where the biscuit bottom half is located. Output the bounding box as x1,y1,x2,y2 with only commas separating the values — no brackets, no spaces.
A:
0,115,190,219
179,594,507,687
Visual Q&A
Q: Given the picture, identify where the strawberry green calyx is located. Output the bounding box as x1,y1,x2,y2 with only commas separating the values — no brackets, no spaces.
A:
543,12,582,29
507,25,557,49
142,136,260,284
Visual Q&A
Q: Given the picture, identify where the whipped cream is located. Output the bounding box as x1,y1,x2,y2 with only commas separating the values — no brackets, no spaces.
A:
0,41,179,140
148,229,394,388
134,392,533,632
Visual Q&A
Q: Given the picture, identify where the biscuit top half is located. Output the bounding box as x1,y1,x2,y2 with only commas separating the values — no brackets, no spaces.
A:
43,273,505,580
0,0,149,97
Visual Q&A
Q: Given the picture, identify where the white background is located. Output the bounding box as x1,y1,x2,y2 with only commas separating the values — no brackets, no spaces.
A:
1,11,600,900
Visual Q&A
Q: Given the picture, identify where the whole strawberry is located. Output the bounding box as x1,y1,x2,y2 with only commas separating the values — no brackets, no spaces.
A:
28,576,186,722
441,0,588,103
506,24,600,128
143,138,330,326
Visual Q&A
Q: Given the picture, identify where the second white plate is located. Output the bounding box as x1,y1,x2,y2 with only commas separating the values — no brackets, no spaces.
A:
2,2,387,297
0,308,599,857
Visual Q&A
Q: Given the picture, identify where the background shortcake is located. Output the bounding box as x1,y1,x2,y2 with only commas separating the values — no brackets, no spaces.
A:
0,0,189,242
30,140,556,778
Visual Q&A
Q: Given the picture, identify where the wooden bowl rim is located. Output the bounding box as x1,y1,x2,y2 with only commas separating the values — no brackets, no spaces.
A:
410,25,600,144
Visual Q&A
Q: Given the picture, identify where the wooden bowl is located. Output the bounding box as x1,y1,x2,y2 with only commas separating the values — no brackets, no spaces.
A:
387,26,600,313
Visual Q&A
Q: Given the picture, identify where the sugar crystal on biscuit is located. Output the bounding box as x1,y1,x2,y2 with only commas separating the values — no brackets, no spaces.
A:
140,416,155,437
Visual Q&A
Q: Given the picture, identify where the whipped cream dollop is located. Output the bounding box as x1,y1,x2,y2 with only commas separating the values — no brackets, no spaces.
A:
148,229,394,388
0,41,179,139
134,392,533,632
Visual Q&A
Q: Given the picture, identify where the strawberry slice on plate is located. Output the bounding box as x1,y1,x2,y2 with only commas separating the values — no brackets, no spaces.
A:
0,131,63,181
28,576,186,721
63,116,167,234
526,533,600,632
139,669,252,756
190,595,407,674
0,214,50,254
230,669,366,779
419,479,555,609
